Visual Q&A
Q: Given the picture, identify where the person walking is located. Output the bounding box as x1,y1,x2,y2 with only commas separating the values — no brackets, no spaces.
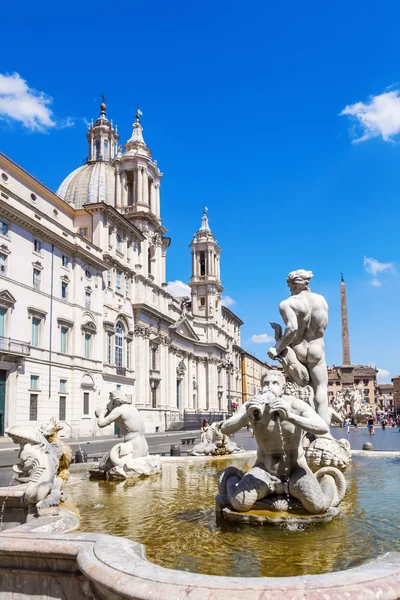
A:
367,417,375,436
344,416,351,435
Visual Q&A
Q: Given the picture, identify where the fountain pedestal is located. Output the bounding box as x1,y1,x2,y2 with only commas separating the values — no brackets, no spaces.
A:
221,505,339,525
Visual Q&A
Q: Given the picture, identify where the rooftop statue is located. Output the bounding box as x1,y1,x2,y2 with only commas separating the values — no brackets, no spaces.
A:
216,371,346,517
92,391,161,480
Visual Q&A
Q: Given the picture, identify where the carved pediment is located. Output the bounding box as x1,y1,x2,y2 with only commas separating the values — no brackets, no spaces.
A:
32,260,43,271
27,305,47,320
170,317,199,342
81,321,97,334
57,317,74,329
0,289,16,309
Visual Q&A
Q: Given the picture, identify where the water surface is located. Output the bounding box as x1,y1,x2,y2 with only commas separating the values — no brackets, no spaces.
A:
69,456,400,578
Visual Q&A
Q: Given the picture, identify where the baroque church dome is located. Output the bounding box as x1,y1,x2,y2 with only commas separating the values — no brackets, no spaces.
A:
57,161,116,208
56,101,119,208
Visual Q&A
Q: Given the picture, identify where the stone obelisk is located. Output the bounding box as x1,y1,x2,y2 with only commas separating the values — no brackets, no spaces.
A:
340,274,354,385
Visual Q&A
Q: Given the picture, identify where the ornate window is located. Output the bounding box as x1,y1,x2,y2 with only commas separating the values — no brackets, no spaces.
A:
116,270,122,293
107,331,113,364
29,394,38,421
33,268,41,290
84,333,91,358
96,140,100,160
83,392,90,415
0,253,7,275
104,140,109,161
200,251,206,276
30,375,39,390
32,318,40,346
0,307,5,337
151,347,157,370
85,289,91,309
115,322,124,367
60,327,68,353
0,220,9,236
59,396,66,421
116,233,121,251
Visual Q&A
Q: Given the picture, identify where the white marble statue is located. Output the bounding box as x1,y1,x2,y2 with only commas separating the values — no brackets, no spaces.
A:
216,370,346,515
331,385,373,424
268,270,329,426
6,425,62,515
93,391,161,480
188,421,244,456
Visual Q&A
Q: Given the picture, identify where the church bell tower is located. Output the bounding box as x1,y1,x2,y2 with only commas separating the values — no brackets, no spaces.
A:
189,209,223,318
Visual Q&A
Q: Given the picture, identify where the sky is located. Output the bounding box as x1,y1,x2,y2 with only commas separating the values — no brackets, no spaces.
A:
1,0,400,382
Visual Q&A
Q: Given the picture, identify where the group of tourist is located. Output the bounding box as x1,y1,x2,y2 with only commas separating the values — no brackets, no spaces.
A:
342,414,400,435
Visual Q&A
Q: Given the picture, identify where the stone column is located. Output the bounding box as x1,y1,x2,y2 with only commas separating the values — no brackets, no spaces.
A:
115,166,121,207
169,350,176,410
187,356,193,409
155,184,160,217
137,167,143,205
121,169,127,207
197,359,207,410
148,183,153,213
143,171,149,207
207,360,216,410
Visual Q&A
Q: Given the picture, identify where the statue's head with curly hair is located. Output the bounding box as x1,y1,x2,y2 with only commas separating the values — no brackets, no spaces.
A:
286,269,313,295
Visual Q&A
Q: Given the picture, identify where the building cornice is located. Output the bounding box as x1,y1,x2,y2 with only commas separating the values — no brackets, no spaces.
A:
221,305,244,326
83,203,145,242
132,302,175,325
0,152,75,215
0,196,107,271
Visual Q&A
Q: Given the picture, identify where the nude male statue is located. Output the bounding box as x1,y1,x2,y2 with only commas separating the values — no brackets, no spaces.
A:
217,371,345,514
268,269,330,425
95,391,149,471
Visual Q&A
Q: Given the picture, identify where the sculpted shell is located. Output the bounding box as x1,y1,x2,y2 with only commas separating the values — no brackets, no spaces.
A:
305,437,351,473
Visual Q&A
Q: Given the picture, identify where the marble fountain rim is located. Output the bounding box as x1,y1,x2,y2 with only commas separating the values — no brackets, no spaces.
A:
1,530,400,599
68,448,400,473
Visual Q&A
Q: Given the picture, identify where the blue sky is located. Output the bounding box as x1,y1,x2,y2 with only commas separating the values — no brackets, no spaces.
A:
1,0,400,382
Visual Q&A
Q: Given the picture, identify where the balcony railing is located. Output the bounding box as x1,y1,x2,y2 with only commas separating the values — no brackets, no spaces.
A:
0,336,30,357
116,366,126,376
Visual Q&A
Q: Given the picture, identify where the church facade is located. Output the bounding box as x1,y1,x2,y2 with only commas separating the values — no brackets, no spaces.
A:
0,102,243,437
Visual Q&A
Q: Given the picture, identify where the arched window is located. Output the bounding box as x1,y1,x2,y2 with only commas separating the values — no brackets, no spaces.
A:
115,322,124,367
104,140,109,161
95,140,100,160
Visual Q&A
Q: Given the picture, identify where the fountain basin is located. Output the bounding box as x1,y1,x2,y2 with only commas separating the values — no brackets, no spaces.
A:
1,453,400,599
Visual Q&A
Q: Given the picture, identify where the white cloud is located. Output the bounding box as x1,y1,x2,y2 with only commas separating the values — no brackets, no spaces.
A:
370,278,382,287
340,90,400,143
221,296,236,307
363,256,395,287
0,72,72,132
377,368,391,382
166,280,191,297
250,333,275,344
364,256,394,276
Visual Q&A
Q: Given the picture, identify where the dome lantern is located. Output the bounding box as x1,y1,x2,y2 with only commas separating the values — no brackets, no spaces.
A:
86,95,119,164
